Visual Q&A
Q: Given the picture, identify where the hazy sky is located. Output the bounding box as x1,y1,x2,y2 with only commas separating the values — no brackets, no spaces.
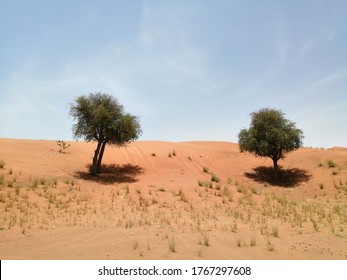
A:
0,0,346,147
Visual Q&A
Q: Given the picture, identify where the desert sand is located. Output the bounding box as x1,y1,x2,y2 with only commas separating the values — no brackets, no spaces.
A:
0,138,346,259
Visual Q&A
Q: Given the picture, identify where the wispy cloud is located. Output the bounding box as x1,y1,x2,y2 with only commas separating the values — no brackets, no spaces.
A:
299,28,337,57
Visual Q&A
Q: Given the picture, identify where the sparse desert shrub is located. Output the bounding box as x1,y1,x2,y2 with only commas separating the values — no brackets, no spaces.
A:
251,187,260,195
272,226,279,237
319,183,324,190
312,220,319,232
151,153,156,157
39,178,47,185
236,238,242,247
132,240,138,250
0,192,5,203
197,180,204,187
0,160,5,169
237,185,247,194
211,174,220,183
203,166,209,173
7,180,14,188
267,240,275,251
260,225,268,235
57,140,70,153
29,179,39,189
169,237,176,252
202,233,210,246
332,170,339,176
178,189,188,202
250,237,257,247
15,185,20,196
327,160,337,168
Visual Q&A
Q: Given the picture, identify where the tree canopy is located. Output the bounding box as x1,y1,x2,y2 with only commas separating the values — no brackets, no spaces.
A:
238,108,304,179
70,92,142,175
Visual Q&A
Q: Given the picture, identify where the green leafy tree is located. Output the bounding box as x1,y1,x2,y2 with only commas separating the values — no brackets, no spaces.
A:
69,92,142,175
238,108,304,179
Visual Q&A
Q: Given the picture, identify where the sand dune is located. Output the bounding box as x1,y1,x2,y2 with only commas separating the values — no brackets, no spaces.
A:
0,138,346,259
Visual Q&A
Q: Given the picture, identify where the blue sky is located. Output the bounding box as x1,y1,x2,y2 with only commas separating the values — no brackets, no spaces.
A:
0,0,346,148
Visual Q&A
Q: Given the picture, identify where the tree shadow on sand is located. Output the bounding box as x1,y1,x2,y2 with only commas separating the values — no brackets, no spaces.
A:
245,166,312,188
75,163,143,185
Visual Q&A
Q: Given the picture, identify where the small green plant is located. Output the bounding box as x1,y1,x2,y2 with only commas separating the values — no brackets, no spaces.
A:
0,160,5,169
211,174,220,183
39,178,47,185
327,160,337,168
197,180,204,187
57,140,70,153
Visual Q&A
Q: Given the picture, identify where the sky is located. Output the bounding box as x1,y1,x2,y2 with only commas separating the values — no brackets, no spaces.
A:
0,0,346,148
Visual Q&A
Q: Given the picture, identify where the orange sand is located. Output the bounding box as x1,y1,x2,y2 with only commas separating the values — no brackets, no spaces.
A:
0,138,346,259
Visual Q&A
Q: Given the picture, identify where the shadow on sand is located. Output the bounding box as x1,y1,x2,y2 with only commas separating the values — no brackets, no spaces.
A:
245,166,312,187
75,163,143,184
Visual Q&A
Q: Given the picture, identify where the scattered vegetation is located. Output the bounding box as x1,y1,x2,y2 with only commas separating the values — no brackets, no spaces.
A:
1,141,346,260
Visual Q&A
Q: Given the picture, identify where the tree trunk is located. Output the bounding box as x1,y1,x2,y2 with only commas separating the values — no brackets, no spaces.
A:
96,140,107,174
91,141,102,175
273,158,278,180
